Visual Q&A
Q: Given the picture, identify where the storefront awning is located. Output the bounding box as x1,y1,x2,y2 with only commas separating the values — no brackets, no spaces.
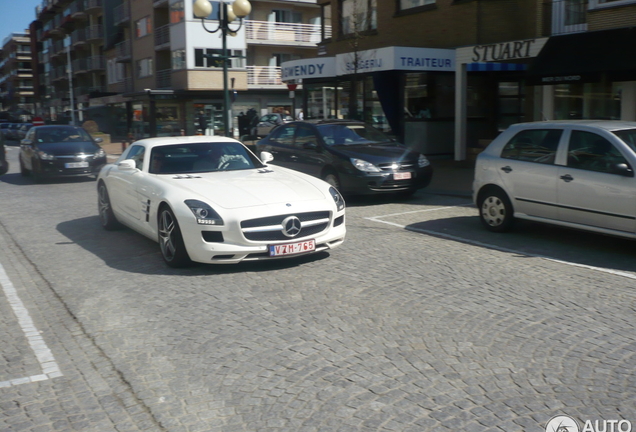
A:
526,27,636,85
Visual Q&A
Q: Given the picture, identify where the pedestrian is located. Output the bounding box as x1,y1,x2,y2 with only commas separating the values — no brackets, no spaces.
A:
297,110,304,121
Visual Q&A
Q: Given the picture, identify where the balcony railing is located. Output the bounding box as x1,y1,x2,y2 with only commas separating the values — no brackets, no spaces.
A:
114,3,130,25
71,28,87,45
155,24,170,48
85,0,103,13
86,24,104,41
247,66,284,87
245,21,325,45
542,0,588,36
116,41,131,62
157,69,171,89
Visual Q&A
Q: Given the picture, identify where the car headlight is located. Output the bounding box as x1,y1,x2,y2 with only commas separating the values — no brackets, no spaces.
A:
350,158,381,172
184,199,224,225
418,154,430,168
329,187,345,212
37,150,55,160
94,148,106,158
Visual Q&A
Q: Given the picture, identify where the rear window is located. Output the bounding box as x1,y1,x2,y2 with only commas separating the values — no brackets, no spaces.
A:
500,129,562,164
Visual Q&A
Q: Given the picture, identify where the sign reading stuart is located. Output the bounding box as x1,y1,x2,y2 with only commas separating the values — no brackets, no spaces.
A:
472,39,537,62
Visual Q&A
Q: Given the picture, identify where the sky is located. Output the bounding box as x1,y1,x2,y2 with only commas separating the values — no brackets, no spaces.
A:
0,0,42,41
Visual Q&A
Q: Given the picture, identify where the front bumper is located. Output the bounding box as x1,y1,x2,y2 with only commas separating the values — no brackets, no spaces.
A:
339,165,433,195
38,157,107,178
179,208,347,264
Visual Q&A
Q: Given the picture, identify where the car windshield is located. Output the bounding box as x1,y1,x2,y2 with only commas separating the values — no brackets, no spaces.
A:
37,127,92,144
149,142,264,174
613,129,636,152
316,123,397,147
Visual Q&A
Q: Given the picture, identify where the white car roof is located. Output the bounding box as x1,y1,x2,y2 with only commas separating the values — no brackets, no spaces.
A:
510,120,636,132
131,135,242,150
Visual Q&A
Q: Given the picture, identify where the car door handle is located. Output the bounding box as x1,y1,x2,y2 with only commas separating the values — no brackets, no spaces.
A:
290,155,298,160
501,166,512,173
560,174,574,182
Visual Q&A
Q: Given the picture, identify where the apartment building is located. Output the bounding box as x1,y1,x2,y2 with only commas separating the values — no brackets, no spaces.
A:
30,0,323,139
0,32,35,117
285,0,636,159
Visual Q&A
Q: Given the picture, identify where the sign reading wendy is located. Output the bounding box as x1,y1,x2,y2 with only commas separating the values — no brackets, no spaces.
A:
281,58,337,81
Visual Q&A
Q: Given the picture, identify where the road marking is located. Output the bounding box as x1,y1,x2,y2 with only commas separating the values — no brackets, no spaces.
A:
366,206,636,281
0,262,63,388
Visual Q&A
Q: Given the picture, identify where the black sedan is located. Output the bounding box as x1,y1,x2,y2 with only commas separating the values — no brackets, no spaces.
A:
19,125,107,182
255,120,433,196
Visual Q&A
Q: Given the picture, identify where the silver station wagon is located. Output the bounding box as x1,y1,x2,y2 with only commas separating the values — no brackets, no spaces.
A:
473,120,636,239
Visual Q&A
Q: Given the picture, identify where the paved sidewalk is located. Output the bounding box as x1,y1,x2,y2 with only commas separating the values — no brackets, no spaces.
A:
101,141,475,198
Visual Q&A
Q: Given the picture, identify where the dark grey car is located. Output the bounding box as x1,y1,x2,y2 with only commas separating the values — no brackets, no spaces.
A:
19,125,106,182
256,120,433,196
0,131,8,176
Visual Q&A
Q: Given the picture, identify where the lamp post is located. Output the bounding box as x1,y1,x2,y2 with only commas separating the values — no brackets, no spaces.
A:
193,0,251,137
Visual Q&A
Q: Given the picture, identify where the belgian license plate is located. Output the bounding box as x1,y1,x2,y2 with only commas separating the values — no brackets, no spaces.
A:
393,172,412,180
65,161,89,168
269,239,316,257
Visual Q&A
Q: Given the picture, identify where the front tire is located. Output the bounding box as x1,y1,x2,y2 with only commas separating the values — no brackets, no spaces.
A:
97,182,122,230
323,171,341,190
158,206,192,268
478,188,514,232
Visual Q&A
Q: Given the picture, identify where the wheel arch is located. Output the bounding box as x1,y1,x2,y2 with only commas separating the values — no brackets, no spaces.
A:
477,184,512,210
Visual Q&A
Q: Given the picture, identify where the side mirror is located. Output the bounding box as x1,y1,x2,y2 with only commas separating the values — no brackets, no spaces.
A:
118,159,137,171
260,151,274,164
614,163,634,177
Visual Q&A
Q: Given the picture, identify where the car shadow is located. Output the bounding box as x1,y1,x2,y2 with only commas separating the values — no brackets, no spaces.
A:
407,215,636,274
0,172,96,186
345,190,471,208
56,216,331,275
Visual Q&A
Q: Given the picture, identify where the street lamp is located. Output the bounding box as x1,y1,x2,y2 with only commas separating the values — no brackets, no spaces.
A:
193,0,252,137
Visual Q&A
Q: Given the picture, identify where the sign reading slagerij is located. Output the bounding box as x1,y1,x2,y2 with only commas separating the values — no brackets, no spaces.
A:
335,46,455,76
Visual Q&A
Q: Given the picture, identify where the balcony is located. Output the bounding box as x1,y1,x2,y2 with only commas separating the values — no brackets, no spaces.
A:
71,28,87,46
114,3,130,25
155,24,170,49
86,24,104,41
247,66,285,88
245,21,324,46
157,69,171,89
69,0,86,19
115,41,132,62
114,77,133,93
542,0,588,36
84,0,103,13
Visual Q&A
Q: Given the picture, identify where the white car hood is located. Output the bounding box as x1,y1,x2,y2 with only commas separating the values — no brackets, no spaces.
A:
161,168,326,209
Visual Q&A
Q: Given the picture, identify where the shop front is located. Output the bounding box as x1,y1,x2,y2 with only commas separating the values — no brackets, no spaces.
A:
282,46,456,156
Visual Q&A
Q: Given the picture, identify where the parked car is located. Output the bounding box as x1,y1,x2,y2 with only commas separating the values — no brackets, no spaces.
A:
0,130,8,176
253,113,293,138
19,125,106,183
0,122,12,140
5,123,22,141
16,123,33,141
96,135,346,267
255,120,433,196
474,120,636,239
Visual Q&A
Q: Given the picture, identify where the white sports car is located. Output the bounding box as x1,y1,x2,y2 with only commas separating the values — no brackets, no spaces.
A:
97,136,346,267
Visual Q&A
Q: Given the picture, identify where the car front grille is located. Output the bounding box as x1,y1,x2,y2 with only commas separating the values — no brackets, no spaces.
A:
378,161,417,172
241,211,331,242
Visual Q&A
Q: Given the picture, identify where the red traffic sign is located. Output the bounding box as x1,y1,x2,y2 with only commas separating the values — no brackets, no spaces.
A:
32,116,45,126
286,83,298,91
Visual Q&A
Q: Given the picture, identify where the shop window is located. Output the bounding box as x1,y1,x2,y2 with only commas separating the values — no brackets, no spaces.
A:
340,0,377,35
498,81,524,132
306,83,337,120
404,72,454,120
554,82,621,120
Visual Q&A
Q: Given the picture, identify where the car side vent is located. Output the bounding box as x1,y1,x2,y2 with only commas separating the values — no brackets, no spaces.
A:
202,231,224,242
